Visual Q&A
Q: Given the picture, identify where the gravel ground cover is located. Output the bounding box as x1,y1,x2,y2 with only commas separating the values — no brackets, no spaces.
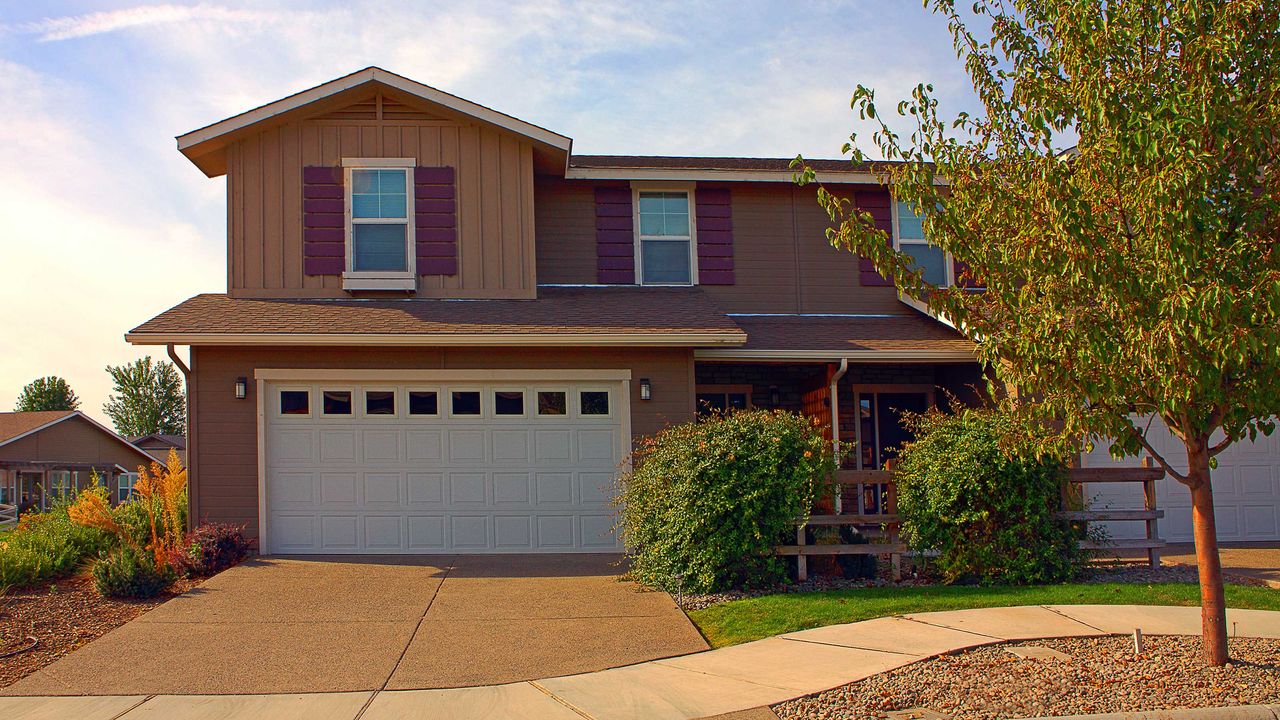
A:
0,574,197,687
773,635,1280,720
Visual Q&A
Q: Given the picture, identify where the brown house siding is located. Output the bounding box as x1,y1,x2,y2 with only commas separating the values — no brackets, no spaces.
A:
533,179,907,314
0,416,153,470
189,345,696,540
227,91,537,299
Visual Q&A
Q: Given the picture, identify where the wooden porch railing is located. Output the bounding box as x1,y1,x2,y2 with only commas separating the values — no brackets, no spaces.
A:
778,459,1167,581
0,503,17,530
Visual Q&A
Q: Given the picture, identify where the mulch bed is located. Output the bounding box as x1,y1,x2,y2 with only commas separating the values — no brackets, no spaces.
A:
0,574,198,688
774,635,1280,720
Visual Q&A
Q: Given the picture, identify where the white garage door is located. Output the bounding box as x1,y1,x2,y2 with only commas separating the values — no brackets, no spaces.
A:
1083,417,1280,542
261,377,628,554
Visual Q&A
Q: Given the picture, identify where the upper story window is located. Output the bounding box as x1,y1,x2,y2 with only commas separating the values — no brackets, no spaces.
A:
636,190,694,285
893,201,951,287
344,160,415,289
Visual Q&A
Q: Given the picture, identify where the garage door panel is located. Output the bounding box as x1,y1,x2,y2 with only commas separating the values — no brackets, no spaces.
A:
319,472,357,505
408,515,446,549
448,430,487,461
320,515,359,549
536,473,574,504
407,430,443,460
494,516,532,548
363,472,402,505
362,431,401,462
320,430,357,461
492,431,530,461
450,515,490,548
493,472,531,504
449,472,488,504
407,473,444,504
265,380,625,553
365,515,404,549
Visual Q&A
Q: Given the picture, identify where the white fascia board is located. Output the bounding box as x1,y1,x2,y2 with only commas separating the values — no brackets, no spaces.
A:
564,167,881,184
177,67,571,153
125,332,747,347
694,349,976,362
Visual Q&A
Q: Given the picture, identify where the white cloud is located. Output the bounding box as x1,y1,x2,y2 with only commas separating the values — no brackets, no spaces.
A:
6,4,277,42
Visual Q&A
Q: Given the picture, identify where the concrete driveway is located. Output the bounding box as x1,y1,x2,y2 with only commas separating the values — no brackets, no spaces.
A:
3,554,707,696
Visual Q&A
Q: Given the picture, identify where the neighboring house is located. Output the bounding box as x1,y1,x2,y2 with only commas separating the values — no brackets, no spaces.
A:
129,433,187,465
0,411,156,512
125,68,1015,554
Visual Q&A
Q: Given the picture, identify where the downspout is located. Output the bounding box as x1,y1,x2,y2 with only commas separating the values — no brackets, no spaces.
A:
167,344,195,530
829,358,849,514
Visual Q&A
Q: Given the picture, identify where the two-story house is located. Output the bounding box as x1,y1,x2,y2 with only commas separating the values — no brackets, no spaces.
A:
127,67,986,555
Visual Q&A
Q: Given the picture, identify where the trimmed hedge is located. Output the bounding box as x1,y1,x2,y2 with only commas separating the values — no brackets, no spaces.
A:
895,406,1080,585
616,409,834,594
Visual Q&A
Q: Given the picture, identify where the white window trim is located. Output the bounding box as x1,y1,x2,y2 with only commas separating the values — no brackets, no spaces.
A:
491,387,529,418
319,386,357,418
118,472,139,504
361,386,400,419
48,470,72,496
891,200,953,288
343,162,416,290
405,387,442,418
632,184,698,286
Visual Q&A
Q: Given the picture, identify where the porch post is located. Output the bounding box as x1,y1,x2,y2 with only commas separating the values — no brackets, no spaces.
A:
829,359,848,514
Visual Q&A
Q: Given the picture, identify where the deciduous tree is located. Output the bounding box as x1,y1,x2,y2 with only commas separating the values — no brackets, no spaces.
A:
801,0,1279,665
15,376,80,412
103,357,186,437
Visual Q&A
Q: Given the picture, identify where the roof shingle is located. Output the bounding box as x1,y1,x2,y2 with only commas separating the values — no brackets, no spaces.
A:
0,411,77,445
728,313,974,354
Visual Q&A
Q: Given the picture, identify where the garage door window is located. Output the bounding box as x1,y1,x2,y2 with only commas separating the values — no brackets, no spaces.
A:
580,391,610,416
494,390,525,416
408,390,439,416
451,390,481,416
280,390,309,415
323,390,352,416
538,391,567,416
365,390,395,416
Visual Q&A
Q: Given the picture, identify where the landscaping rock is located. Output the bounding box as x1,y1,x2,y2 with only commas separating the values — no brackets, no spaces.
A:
773,635,1280,720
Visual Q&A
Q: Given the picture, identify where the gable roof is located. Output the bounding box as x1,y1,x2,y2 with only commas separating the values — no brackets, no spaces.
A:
129,433,186,450
0,410,77,445
177,66,573,177
0,411,155,463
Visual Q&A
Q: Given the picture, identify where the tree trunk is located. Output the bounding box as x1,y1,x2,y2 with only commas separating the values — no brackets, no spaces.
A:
1187,440,1229,666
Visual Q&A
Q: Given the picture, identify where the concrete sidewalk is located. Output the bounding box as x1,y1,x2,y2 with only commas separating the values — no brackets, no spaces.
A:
3,604,1279,720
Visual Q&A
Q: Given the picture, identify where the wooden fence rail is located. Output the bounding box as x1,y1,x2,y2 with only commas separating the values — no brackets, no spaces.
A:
0,503,17,530
779,459,1167,581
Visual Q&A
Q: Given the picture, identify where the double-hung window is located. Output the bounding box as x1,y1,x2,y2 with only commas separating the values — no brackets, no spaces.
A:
345,160,414,287
118,472,138,504
893,201,950,287
636,190,694,285
48,470,72,498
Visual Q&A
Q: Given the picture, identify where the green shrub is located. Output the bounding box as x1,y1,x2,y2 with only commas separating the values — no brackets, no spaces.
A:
895,406,1079,585
112,488,188,551
92,547,175,599
0,494,114,591
616,409,834,594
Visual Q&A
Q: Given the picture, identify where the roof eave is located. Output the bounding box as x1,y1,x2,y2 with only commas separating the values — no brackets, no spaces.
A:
694,348,976,362
125,331,747,348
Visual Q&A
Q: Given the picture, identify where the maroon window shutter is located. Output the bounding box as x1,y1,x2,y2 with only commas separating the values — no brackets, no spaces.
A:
595,186,634,283
695,187,734,285
415,166,457,276
302,166,344,276
855,189,894,287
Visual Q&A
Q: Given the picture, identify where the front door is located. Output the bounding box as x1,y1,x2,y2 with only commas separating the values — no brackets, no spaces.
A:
852,390,931,514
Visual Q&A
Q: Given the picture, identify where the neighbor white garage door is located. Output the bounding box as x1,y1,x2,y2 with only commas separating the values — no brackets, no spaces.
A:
260,375,628,554
1083,417,1280,542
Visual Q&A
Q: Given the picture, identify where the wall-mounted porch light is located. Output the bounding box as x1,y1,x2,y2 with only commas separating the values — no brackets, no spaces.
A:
639,378,652,401
234,377,248,400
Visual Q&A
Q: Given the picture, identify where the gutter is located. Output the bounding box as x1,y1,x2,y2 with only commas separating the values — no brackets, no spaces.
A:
166,344,191,380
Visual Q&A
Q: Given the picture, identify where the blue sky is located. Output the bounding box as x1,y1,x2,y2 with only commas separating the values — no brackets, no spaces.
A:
0,1,977,425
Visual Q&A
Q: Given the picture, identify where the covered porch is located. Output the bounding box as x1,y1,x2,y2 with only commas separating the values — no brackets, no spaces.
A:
0,461,133,515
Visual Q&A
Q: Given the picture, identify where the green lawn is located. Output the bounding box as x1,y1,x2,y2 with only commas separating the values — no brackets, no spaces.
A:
688,583,1280,648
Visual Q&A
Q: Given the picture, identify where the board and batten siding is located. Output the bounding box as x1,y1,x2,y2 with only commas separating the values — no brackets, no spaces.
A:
188,345,696,541
533,178,907,315
226,97,537,299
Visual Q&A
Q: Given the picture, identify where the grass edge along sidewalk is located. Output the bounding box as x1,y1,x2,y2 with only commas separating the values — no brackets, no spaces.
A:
688,582,1280,648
